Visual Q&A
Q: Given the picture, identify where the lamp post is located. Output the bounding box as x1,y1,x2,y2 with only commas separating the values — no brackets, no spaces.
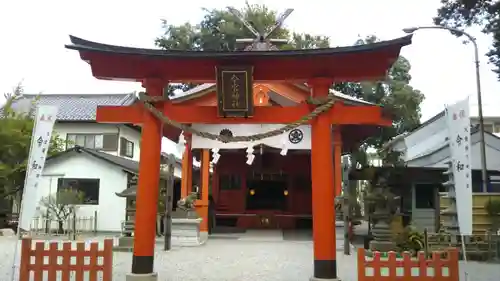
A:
403,26,488,192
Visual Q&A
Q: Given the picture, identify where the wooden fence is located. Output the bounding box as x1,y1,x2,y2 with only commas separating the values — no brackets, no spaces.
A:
19,238,113,281
426,231,500,261
357,248,459,281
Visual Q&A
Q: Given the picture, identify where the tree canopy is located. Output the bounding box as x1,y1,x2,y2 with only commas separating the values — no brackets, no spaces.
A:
0,84,65,201
155,3,329,95
434,0,500,79
155,4,425,166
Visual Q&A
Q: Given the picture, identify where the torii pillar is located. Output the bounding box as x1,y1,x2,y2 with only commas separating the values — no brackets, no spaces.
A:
309,78,338,280
130,79,165,278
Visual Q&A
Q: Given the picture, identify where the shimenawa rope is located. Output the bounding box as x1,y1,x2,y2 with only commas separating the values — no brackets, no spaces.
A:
137,92,336,143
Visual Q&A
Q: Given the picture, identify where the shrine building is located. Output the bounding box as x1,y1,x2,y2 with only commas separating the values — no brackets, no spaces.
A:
65,32,411,281
172,83,386,229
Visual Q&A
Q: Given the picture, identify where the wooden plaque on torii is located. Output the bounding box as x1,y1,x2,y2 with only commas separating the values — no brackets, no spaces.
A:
216,65,254,118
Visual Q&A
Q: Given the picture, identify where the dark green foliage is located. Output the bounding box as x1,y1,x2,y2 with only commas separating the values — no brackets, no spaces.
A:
156,4,424,166
484,199,500,231
434,0,500,78
0,84,65,200
395,225,425,254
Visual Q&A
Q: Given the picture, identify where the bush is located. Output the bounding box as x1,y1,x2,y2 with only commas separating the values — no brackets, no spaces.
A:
395,225,424,255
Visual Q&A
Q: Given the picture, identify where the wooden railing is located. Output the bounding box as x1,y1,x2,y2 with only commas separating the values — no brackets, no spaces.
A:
19,238,113,281
425,231,500,261
357,248,459,281
30,215,97,236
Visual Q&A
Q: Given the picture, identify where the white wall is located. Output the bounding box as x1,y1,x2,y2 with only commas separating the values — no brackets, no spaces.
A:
54,123,141,161
423,134,500,170
39,152,127,232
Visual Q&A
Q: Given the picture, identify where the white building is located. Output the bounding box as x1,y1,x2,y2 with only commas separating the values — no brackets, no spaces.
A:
9,93,184,232
385,111,500,231
387,111,500,175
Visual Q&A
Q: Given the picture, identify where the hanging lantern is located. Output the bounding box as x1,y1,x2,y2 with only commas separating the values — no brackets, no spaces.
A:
249,189,255,196
283,190,289,196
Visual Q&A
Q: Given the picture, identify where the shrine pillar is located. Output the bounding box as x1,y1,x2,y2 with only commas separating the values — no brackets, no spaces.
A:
129,79,164,279
333,128,342,197
196,149,210,240
180,135,193,197
309,79,338,281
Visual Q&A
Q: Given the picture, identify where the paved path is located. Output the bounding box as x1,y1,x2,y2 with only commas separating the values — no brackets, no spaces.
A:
1,230,499,281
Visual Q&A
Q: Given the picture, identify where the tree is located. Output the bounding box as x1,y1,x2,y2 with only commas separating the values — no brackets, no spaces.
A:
434,0,500,79
0,84,65,201
334,37,425,166
38,189,84,234
155,5,424,165
155,2,329,95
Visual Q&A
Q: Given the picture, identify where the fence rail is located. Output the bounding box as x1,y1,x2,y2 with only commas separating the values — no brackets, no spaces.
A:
357,248,459,281
19,238,113,281
30,216,96,236
425,231,500,261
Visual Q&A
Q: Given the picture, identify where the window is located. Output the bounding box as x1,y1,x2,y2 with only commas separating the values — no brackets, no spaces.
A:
120,137,134,158
219,174,241,190
415,184,438,209
57,178,100,205
473,175,500,192
66,134,118,151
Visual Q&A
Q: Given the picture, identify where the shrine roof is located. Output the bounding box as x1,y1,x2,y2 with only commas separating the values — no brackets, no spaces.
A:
65,35,412,82
172,83,376,106
67,35,412,59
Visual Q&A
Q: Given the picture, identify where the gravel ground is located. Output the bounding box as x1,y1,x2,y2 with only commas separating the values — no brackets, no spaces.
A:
1,231,499,281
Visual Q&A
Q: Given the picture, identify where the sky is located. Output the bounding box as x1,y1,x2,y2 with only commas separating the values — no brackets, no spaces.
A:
1,0,500,152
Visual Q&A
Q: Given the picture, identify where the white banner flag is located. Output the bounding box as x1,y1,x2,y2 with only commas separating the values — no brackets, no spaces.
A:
18,105,58,231
445,97,473,235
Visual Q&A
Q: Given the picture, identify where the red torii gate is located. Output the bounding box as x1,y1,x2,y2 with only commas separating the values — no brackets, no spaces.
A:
65,34,411,281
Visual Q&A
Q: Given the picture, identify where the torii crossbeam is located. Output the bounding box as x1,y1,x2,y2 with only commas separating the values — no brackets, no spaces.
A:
65,28,411,281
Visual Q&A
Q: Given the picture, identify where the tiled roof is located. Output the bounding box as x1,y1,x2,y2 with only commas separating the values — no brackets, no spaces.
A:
5,93,136,121
46,147,181,178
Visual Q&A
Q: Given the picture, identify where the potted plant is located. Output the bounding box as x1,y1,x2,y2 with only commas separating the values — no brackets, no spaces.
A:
395,225,425,256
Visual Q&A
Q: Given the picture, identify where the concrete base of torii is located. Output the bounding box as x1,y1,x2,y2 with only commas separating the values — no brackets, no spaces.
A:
126,273,341,280
126,273,158,281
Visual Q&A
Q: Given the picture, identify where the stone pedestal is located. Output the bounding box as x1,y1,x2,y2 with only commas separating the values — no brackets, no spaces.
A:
113,236,134,252
172,218,203,246
0,228,15,237
126,273,158,281
369,219,396,252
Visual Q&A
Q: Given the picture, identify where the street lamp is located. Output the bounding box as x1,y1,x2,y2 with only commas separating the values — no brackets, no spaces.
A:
403,26,488,192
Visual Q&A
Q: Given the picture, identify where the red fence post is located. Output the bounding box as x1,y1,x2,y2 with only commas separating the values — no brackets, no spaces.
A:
18,238,114,281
